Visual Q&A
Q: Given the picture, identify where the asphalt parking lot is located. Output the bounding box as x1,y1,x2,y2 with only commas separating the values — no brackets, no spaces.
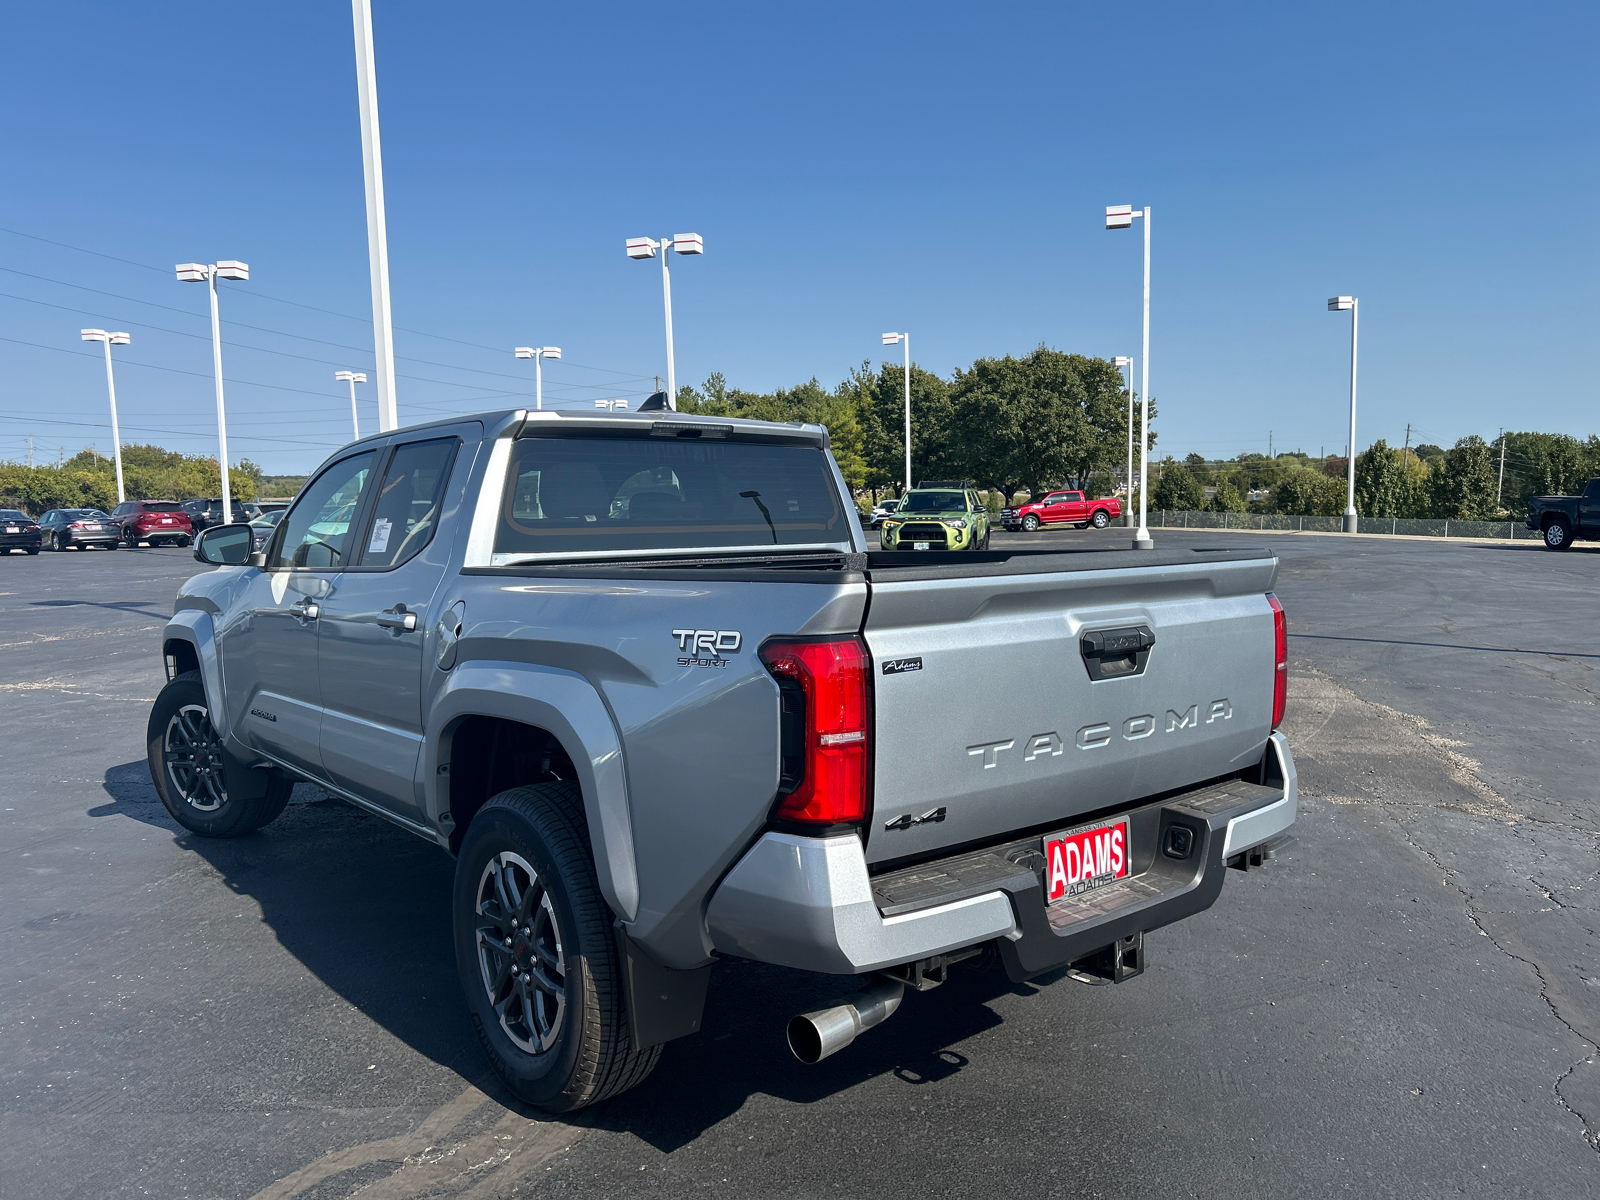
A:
2,530,1597,1198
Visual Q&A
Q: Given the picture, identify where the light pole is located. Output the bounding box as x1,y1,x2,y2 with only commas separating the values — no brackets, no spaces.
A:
177,261,249,520
1113,355,1133,526
514,346,561,410
335,371,368,441
1106,204,1154,549
1327,296,1359,532
352,0,398,432
625,234,704,410
881,333,912,492
80,329,130,503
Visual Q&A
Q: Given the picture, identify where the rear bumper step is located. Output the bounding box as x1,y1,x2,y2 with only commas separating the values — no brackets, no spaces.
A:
706,733,1296,979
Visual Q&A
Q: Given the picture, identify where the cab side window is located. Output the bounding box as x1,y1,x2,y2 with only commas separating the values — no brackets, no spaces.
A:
271,452,376,570
357,438,459,569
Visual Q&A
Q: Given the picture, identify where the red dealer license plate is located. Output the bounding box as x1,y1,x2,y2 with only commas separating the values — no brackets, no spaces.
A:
1044,820,1130,902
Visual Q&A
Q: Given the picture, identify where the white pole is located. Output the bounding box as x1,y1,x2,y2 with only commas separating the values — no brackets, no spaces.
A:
1124,360,1134,527
1134,207,1153,549
1344,297,1358,532
353,0,398,432
208,268,232,521
349,375,361,441
1491,428,1504,508
660,241,676,410
535,351,544,412
100,338,125,504
902,334,912,493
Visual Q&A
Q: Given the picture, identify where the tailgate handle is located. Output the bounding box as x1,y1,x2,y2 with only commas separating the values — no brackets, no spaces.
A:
1080,625,1155,681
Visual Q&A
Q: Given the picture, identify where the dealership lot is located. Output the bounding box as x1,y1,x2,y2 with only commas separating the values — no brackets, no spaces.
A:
2,532,1596,1197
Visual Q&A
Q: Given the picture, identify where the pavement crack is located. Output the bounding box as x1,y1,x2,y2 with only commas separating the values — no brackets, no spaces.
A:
1395,821,1600,1154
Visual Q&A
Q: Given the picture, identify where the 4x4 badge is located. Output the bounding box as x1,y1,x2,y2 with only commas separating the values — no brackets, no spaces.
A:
883,806,946,832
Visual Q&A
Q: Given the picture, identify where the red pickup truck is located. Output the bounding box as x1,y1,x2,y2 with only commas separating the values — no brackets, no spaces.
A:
1000,490,1122,532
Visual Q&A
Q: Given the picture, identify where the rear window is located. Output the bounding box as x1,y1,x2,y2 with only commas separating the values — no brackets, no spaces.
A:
0,510,29,522
493,435,849,559
143,503,184,513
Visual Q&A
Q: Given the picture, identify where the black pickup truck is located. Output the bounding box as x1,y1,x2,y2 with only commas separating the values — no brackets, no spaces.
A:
1527,478,1600,550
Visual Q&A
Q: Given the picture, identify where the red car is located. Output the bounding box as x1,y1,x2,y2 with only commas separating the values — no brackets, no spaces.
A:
1000,490,1122,532
109,500,194,548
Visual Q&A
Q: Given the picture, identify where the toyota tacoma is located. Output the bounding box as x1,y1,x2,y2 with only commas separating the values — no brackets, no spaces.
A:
149,408,1298,1112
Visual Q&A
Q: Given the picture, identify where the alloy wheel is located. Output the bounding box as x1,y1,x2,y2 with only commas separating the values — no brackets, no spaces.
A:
163,703,228,812
475,852,567,1054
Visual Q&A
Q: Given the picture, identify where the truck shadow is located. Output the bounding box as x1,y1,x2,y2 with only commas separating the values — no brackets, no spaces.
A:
91,760,1042,1151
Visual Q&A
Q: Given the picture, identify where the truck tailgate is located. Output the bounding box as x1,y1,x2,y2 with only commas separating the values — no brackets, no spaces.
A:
861,549,1279,865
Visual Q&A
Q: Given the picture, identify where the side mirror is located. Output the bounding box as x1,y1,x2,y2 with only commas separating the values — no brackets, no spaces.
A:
194,523,253,566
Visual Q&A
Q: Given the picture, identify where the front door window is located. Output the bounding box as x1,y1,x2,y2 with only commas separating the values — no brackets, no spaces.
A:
273,453,376,569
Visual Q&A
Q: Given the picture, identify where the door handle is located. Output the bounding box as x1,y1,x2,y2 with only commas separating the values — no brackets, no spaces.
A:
291,598,320,625
377,603,418,634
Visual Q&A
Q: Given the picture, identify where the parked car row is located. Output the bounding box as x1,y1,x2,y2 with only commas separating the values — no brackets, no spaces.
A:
1,496,291,556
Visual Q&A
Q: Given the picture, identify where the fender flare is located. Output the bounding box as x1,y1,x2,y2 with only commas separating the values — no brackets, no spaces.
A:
162,609,229,740
428,661,640,923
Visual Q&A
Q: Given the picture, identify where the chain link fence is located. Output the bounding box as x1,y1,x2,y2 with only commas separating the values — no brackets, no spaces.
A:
1149,510,1531,540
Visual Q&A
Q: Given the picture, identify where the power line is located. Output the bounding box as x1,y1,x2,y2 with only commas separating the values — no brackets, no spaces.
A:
0,227,659,382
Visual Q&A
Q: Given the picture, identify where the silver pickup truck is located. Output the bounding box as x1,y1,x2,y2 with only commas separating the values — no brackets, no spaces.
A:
148,408,1297,1112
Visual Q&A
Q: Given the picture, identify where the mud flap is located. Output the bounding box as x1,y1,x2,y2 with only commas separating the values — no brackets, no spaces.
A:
617,928,714,1051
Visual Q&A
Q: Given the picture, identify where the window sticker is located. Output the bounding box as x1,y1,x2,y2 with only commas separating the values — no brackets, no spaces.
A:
368,517,392,554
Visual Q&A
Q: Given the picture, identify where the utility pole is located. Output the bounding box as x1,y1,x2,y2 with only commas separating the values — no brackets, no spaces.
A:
28,437,34,468
1497,428,1506,507
1402,423,1411,468
1269,430,1273,459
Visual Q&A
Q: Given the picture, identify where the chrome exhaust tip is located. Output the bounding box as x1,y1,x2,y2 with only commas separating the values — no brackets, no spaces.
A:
786,977,905,1064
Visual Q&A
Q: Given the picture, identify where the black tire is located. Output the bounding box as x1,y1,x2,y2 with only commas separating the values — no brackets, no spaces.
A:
1543,520,1573,551
1091,509,1110,528
146,671,291,837
454,783,660,1113
26,547,39,555
105,540,118,550
1021,513,1040,532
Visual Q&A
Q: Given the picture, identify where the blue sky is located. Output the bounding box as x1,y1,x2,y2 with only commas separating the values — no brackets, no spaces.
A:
1,1,1594,474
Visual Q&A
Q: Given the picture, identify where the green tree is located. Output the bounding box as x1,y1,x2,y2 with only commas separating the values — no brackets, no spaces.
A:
1270,465,1346,516
1151,458,1205,510
1432,435,1498,519
1209,477,1247,512
1354,439,1413,517
946,347,1139,503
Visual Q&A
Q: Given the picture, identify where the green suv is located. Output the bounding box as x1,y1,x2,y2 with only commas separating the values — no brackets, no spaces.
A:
879,487,991,551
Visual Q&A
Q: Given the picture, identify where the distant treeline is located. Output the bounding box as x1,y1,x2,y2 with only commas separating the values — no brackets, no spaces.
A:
0,444,262,514
677,345,1149,503
1149,432,1600,519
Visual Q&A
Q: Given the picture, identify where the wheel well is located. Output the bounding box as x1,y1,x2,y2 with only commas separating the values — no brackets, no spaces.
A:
445,716,579,853
164,638,200,681
1542,513,1569,528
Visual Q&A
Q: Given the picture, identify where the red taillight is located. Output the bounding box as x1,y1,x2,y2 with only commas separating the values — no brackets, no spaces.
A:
70,521,87,529
759,636,871,825
1267,593,1287,729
